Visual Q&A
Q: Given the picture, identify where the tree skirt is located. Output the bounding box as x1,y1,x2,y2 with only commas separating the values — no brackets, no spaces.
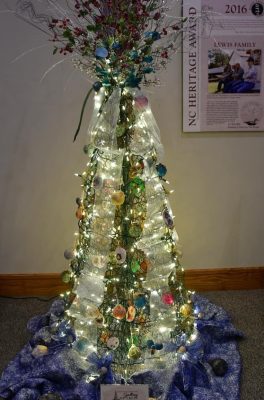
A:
0,295,242,400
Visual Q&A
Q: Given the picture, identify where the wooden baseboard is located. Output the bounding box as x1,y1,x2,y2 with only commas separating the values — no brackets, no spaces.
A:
0,267,263,297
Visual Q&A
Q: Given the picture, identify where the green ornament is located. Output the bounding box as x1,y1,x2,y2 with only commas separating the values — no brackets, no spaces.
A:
128,344,141,360
61,270,71,284
129,177,145,195
129,224,142,238
131,259,140,273
116,125,126,137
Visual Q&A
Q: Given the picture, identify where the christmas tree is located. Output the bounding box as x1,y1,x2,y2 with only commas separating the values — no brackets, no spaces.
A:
63,87,195,376
0,1,242,399
38,0,197,375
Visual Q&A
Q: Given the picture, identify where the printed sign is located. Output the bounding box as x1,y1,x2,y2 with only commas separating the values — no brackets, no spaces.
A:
183,0,264,131
101,385,149,400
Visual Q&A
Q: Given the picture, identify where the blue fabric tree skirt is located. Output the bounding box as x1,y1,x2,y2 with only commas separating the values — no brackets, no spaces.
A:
0,295,242,400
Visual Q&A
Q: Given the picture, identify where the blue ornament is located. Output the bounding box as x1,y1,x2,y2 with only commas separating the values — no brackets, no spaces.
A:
76,338,89,353
134,296,147,308
145,31,161,41
125,74,142,88
155,343,163,350
112,42,121,50
130,50,139,60
152,31,161,41
156,163,167,177
144,56,153,63
143,67,154,74
95,47,109,58
146,339,155,349
93,81,102,92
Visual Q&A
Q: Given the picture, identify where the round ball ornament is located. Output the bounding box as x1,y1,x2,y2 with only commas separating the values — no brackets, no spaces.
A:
95,47,108,58
146,339,155,349
128,344,141,360
76,206,84,220
208,358,228,377
112,304,126,320
93,175,103,189
134,295,147,309
156,163,167,178
64,249,74,260
107,336,119,350
111,191,125,206
131,259,140,273
75,338,89,353
129,224,142,238
32,345,48,358
129,177,145,195
180,304,192,317
116,125,126,138
134,95,149,111
178,346,187,354
161,292,174,305
61,270,72,284
93,81,102,92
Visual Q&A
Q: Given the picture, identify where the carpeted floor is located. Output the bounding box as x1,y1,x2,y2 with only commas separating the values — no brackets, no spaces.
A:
0,290,263,400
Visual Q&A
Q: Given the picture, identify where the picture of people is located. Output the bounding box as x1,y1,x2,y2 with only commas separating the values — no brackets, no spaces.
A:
208,48,261,94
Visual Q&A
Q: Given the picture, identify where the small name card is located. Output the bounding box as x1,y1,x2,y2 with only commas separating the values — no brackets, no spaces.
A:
101,384,149,400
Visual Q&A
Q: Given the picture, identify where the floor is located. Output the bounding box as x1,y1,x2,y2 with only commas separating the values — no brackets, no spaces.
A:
0,290,263,400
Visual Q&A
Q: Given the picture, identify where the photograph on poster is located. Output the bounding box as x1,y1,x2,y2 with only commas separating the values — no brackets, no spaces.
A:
183,0,264,132
208,48,261,94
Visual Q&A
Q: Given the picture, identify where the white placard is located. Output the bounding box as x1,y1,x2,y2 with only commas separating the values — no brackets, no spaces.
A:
101,385,149,400
183,0,264,132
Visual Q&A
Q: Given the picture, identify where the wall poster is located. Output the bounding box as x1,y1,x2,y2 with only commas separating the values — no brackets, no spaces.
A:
183,0,264,132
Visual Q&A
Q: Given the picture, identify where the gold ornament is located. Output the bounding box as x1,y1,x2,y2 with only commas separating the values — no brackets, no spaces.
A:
76,206,84,219
95,312,104,327
111,191,125,206
128,344,141,360
32,345,48,357
178,346,186,354
180,304,192,317
126,305,136,322
100,331,110,343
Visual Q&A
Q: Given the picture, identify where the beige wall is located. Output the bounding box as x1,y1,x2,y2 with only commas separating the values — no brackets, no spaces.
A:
1,10,264,274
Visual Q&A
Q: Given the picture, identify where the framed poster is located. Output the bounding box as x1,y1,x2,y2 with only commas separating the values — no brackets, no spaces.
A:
183,0,264,132
101,385,149,400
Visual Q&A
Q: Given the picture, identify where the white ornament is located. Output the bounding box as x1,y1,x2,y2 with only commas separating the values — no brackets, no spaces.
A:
107,337,119,350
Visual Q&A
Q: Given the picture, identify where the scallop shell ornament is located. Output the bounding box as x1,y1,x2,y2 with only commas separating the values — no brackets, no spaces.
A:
112,304,127,320
107,337,120,350
126,305,136,322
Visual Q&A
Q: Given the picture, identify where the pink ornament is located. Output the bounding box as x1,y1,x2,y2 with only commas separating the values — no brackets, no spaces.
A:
134,95,149,111
161,292,174,305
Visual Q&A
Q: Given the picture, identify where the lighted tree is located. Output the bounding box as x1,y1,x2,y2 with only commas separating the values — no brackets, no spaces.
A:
16,0,196,376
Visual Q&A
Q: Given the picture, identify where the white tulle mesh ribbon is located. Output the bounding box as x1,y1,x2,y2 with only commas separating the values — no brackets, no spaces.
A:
69,87,181,353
